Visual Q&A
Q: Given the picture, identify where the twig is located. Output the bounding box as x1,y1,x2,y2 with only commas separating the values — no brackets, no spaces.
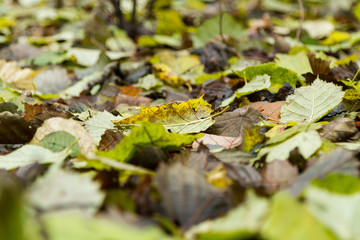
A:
296,0,305,43
218,0,225,43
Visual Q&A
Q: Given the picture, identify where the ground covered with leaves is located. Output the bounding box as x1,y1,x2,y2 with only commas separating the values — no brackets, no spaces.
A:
2,0,360,239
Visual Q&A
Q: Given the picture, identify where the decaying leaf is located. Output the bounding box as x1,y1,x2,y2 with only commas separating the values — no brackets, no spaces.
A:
154,163,230,229
207,107,263,137
280,78,344,123
113,97,215,134
320,117,358,142
0,111,36,144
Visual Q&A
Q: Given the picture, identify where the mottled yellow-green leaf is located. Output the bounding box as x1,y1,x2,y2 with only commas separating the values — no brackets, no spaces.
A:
321,31,350,45
113,97,214,134
151,50,204,86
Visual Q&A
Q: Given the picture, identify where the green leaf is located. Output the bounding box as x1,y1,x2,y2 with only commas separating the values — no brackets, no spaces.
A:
306,186,360,240
257,130,322,162
186,191,268,239
261,192,337,240
41,213,174,240
220,74,271,107
156,10,186,35
275,51,313,75
280,78,344,123
191,13,244,48
113,97,214,134
98,122,202,162
39,131,81,157
233,63,302,90
0,145,69,170
311,174,360,194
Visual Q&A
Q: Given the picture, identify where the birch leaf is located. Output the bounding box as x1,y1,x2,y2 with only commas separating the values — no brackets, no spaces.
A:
113,97,214,134
280,78,344,124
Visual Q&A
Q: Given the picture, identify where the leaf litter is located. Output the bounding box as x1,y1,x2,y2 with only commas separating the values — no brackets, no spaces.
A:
1,0,360,239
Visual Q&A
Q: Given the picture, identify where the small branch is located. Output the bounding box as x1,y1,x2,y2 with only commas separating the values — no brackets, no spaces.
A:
218,0,225,43
296,0,305,43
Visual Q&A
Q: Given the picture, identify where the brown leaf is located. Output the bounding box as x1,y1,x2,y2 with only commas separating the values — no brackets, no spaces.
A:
248,101,285,123
0,112,36,144
23,103,46,121
98,130,124,151
320,117,358,142
118,85,141,97
154,163,230,229
192,134,242,150
207,107,263,137
261,160,299,194
224,162,262,187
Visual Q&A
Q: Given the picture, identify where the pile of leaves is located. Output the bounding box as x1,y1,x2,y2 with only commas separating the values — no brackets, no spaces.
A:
2,0,360,239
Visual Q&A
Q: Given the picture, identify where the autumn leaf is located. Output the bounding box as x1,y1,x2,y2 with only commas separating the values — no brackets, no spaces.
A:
280,78,344,124
113,97,215,134
98,122,202,162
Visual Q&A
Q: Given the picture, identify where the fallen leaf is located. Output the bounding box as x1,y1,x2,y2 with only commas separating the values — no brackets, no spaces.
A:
154,163,230,229
0,59,37,90
193,134,242,150
114,97,214,134
30,117,97,154
280,78,344,123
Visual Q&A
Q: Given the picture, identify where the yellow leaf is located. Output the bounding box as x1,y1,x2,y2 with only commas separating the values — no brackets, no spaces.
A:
151,50,204,86
113,97,215,134
0,59,37,90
